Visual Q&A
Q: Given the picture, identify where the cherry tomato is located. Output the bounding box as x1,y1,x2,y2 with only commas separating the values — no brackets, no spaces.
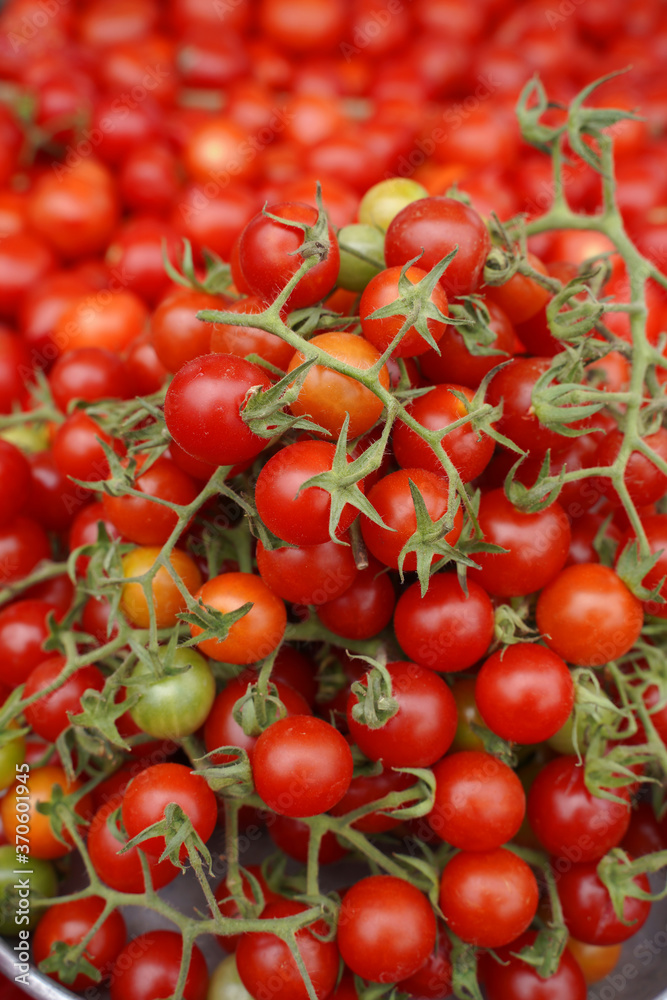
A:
359,265,449,358
439,848,538,948
347,660,457,768
33,896,126,992
475,643,575,744
361,468,463,571
482,930,587,1000
164,354,273,467
0,765,93,860
536,563,643,666
102,454,199,546
24,655,105,743
428,750,525,850
527,755,631,861
393,572,494,672
316,556,395,640
88,799,180,894
189,572,286,664
556,857,651,945
128,648,216,740
236,899,340,1000
337,875,437,983
121,762,218,859
253,715,353,817
120,545,202,629
109,931,209,1000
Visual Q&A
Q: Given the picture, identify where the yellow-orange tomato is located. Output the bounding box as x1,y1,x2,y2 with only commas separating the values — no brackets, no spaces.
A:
189,572,286,664
0,766,93,860
287,332,389,439
566,939,622,985
56,290,148,355
121,546,202,629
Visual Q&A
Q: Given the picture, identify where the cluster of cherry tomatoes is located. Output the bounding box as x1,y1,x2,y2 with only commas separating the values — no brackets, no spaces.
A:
2,1,667,1000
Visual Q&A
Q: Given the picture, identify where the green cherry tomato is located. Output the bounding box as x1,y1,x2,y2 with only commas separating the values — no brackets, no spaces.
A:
208,955,254,1000
0,844,58,935
128,648,216,740
0,725,26,791
358,178,429,231
337,224,385,292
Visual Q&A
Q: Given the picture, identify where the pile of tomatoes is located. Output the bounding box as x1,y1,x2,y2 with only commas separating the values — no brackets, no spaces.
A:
2,1,667,1000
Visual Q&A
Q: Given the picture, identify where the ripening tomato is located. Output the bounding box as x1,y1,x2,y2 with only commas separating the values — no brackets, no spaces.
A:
189,572,286,663
0,765,93,859
120,546,202,629
287,331,390,439
128,648,216,740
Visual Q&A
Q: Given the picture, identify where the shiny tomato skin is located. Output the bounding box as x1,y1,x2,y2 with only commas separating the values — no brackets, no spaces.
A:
392,383,494,482
150,289,223,374
536,563,643,666
419,298,515,388
33,896,126,993
120,546,202,629
360,468,463,571
236,900,340,1000
239,201,340,310
482,930,587,1000
439,848,538,948
23,655,105,743
486,356,570,455
316,556,395,640
102,454,199,546
287,331,390,440
0,765,93,860
469,489,570,598
527,755,631,862
337,875,437,983
359,264,449,358
164,354,273,467
428,751,525,851
49,347,131,412
393,572,494,672
88,799,180,894
557,859,651,946
256,538,357,607
109,931,209,1000
346,660,457,768
384,196,491,297
203,676,311,766
253,715,353,817
475,643,575,744
189,572,286,664
121,763,218,860
210,295,295,372
255,439,362,546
